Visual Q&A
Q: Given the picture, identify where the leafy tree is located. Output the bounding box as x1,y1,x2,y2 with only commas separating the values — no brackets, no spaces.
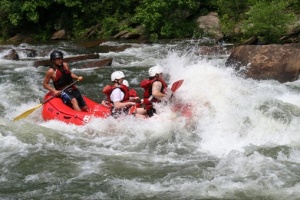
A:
0,0,49,38
0,0,83,39
241,1,296,44
216,0,250,20
215,0,251,40
0,0,299,42
286,0,300,12
72,0,140,38
133,0,199,39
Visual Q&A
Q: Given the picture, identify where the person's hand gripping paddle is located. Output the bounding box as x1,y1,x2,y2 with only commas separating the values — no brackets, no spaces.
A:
13,80,79,121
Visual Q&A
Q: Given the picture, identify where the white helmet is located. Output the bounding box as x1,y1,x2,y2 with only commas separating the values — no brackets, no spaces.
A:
111,71,125,81
148,65,163,77
123,80,129,87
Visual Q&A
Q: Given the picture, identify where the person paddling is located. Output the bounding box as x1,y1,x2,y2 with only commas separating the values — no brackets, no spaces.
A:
42,50,89,111
140,65,168,117
102,71,146,118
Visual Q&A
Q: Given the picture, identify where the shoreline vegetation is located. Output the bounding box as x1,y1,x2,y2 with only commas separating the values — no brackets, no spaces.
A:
0,0,299,45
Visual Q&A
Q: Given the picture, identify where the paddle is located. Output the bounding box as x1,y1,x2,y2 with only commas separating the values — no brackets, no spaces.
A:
13,80,79,122
170,79,184,99
171,79,184,93
128,104,137,115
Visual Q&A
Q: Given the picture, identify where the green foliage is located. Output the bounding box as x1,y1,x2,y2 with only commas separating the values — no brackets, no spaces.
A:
215,0,251,40
55,0,82,7
101,17,120,38
220,14,237,37
33,30,50,41
287,0,300,12
133,0,199,39
0,0,299,43
21,0,50,22
216,0,250,20
241,1,296,44
2,0,51,25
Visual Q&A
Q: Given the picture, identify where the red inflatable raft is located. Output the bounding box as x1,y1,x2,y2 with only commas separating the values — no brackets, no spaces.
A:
42,92,111,125
41,80,192,125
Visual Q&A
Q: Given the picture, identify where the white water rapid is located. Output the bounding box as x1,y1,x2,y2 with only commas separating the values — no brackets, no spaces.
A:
1,40,300,199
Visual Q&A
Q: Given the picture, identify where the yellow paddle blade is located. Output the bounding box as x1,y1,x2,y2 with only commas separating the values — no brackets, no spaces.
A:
13,104,43,121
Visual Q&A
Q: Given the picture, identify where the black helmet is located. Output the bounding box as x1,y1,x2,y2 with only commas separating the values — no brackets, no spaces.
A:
50,50,63,61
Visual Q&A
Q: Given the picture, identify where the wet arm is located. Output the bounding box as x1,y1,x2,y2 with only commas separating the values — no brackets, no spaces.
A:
43,69,59,95
113,101,135,109
152,81,166,100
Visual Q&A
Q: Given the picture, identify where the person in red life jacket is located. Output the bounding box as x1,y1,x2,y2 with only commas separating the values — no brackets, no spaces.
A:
122,80,141,102
102,71,146,118
140,65,168,117
43,50,89,111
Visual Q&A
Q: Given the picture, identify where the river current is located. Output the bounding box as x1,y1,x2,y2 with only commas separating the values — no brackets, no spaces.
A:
1,40,300,199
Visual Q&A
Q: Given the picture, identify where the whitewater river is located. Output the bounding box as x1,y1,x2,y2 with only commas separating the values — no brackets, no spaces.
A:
1,40,300,199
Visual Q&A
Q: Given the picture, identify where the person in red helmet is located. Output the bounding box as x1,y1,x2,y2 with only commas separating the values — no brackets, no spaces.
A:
43,50,88,111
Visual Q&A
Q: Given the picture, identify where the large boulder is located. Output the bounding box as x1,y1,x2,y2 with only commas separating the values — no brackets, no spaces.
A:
225,44,300,83
6,34,36,44
2,49,19,60
114,30,141,40
196,12,223,40
197,45,233,56
50,29,67,40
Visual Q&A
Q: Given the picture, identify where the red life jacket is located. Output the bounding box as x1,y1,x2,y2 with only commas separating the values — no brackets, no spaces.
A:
140,78,168,103
128,88,138,97
102,84,136,117
52,63,76,90
102,84,130,103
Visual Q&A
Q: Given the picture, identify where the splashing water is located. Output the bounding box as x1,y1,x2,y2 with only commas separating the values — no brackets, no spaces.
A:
1,41,300,199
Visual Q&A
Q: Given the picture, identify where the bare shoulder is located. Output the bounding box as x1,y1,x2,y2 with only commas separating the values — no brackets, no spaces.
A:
45,67,55,78
152,81,162,87
63,62,70,69
152,81,162,91
46,67,54,73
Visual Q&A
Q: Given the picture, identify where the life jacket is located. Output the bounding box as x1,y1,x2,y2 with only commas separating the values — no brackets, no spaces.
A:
102,84,130,103
140,78,168,103
102,84,134,117
128,88,138,98
52,63,75,90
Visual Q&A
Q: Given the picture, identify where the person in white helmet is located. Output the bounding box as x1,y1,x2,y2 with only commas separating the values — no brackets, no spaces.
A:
123,80,140,102
102,71,146,118
140,65,168,117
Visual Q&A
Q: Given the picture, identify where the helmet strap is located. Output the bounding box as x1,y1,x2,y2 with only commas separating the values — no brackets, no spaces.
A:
114,79,120,85
118,79,123,85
